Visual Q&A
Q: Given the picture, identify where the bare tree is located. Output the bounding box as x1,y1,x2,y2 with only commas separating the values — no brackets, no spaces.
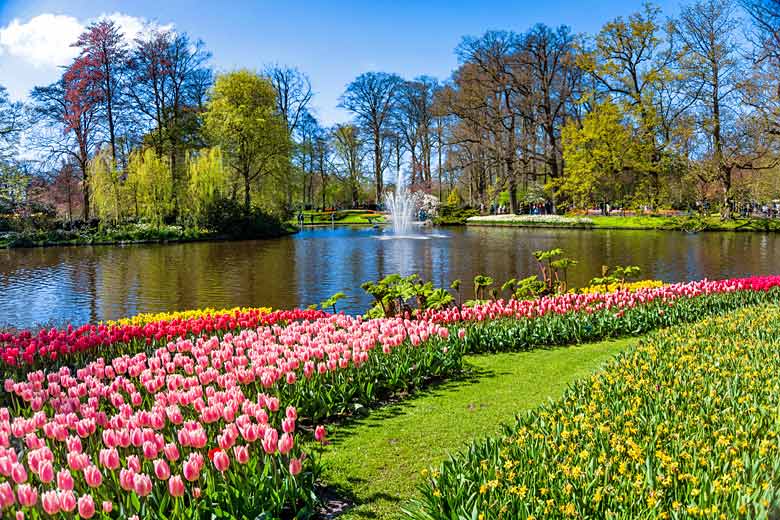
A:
340,72,403,203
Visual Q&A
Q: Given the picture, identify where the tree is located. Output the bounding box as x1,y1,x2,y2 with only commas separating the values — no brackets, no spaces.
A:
72,20,128,166
187,147,228,222
332,124,365,207
31,73,100,220
0,85,24,162
204,70,290,210
557,101,649,208
126,148,173,225
674,0,754,217
266,65,313,208
340,72,403,202
127,30,212,213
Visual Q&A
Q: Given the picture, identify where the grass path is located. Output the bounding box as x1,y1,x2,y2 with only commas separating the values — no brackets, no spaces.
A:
318,337,637,519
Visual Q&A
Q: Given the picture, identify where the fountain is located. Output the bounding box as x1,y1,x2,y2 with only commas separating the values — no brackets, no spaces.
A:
384,174,415,236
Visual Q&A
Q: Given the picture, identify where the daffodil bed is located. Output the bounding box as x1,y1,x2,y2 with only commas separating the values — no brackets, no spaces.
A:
410,305,780,519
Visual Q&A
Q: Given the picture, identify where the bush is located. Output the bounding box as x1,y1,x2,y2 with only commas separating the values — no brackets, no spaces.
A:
434,205,480,225
201,197,287,238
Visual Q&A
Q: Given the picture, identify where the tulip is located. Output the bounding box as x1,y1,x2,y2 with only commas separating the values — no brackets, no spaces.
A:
212,450,230,472
16,484,37,507
168,475,185,497
42,490,60,515
289,457,303,476
57,468,74,490
133,473,153,496
278,433,294,455
77,494,95,519
315,425,327,442
10,463,26,484
154,458,170,480
183,459,200,482
58,489,76,512
233,445,250,464
38,460,54,483
83,465,102,488
102,501,112,513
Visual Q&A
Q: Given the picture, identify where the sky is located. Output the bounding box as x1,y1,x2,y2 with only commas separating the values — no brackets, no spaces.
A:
0,0,680,126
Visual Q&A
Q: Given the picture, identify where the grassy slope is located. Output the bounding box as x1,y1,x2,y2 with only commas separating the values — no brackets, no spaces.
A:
318,337,635,519
292,210,388,226
466,214,780,232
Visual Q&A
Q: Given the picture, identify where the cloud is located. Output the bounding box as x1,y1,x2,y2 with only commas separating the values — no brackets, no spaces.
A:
0,13,82,68
0,12,174,69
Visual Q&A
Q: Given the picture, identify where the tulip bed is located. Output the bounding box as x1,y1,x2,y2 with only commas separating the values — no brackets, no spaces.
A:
411,306,780,519
2,276,780,518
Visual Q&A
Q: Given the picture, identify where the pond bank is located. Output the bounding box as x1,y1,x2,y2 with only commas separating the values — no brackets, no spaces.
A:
466,214,780,232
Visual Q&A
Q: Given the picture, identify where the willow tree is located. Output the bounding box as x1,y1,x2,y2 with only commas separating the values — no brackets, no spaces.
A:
89,149,123,224
187,147,228,221
204,70,290,211
126,148,173,225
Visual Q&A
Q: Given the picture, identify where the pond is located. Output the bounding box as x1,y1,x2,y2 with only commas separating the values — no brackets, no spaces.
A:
2,225,779,328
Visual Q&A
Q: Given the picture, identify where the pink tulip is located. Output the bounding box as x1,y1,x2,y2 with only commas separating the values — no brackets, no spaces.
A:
168,475,185,497
282,417,295,434
183,459,200,481
133,473,153,496
212,450,230,472
262,428,278,454
57,469,74,490
0,482,15,508
315,425,327,442
102,501,113,513
58,490,76,512
16,484,37,507
77,494,95,519
233,445,250,464
278,433,294,455
154,459,170,480
289,457,303,476
163,443,180,462
42,490,60,515
16,512,23,520
193,487,201,498
83,465,102,488
10,463,26,484
38,460,54,483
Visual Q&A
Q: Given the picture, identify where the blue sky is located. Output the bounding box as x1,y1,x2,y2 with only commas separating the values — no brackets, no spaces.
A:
0,0,680,125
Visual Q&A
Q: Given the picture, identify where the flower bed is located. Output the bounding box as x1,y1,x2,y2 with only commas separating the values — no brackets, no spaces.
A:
0,315,458,519
3,276,780,518
0,308,325,376
410,306,780,519
101,306,273,327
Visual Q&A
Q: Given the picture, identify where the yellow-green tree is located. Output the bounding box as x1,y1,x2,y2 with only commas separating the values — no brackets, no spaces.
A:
555,102,648,208
89,149,124,224
187,147,228,222
204,70,290,211
126,148,173,225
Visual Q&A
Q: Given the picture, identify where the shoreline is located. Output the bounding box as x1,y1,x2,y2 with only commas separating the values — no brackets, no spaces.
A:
464,214,780,233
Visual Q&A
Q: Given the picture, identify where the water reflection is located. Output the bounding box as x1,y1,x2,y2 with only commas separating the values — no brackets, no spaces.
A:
1,226,779,328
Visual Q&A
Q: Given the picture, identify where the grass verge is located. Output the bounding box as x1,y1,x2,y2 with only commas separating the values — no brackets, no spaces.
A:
317,336,636,519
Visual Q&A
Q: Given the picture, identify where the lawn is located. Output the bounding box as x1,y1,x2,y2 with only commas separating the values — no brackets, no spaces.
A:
293,209,388,226
465,213,780,232
317,336,636,519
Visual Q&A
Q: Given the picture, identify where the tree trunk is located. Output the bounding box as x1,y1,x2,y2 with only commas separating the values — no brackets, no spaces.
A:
374,126,382,203
244,173,251,210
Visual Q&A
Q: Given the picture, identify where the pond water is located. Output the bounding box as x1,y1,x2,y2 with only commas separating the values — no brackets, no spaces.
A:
2,225,779,329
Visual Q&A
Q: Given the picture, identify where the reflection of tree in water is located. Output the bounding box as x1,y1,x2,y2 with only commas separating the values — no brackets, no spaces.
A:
3,228,780,328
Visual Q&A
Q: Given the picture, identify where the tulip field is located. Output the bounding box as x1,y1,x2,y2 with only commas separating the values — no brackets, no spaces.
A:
2,276,780,518
411,305,780,519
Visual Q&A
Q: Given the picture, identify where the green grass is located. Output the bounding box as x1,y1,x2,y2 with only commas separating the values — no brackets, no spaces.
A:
464,213,780,232
317,336,636,519
291,210,388,226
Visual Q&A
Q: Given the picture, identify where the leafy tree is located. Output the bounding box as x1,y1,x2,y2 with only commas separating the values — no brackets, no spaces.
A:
126,148,173,225
557,101,649,208
89,149,123,224
187,147,228,223
204,70,291,210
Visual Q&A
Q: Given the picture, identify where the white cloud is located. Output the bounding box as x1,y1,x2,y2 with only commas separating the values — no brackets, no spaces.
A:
0,13,82,68
0,12,174,69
